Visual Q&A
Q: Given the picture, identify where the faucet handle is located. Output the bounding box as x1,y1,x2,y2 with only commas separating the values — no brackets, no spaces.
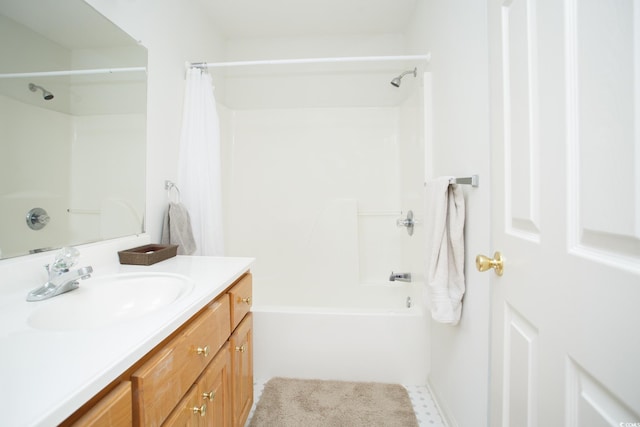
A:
51,247,80,273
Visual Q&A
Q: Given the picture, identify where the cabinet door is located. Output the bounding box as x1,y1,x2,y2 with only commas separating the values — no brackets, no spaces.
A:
163,344,231,427
230,313,253,427
162,384,205,427
198,343,231,427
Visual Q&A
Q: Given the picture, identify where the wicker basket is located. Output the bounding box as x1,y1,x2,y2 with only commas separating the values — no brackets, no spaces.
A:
117,244,178,266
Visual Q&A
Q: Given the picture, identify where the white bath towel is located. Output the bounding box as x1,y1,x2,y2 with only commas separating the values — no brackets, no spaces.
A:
424,177,466,325
161,202,197,255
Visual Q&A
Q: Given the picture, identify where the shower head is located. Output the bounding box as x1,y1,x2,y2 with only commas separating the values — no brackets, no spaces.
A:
28,83,54,100
390,67,417,87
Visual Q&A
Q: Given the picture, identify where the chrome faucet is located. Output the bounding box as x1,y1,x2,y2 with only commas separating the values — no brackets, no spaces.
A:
389,272,412,282
26,247,93,301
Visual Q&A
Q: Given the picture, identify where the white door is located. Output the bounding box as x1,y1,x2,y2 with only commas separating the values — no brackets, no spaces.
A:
487,0,640,426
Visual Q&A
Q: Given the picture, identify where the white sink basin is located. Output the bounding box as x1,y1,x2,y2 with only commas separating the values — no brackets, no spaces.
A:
28,272,195,331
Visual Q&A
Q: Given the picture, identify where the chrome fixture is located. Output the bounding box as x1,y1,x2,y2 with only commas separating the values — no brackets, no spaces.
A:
165,180,181,203
26,247,93,301
389,272,412,282
390,67,417,87
448,175,480,187
28,82,54,100
396,210,415,236
406,296,412,308
26,207,50,230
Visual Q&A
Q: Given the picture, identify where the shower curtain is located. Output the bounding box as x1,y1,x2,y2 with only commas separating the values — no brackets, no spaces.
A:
177,66,224,256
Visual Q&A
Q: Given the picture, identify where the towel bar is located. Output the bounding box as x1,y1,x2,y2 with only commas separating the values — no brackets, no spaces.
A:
449,175,479,187
424,175,479,188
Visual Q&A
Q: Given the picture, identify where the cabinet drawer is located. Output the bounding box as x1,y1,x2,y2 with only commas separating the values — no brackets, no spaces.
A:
71,381,132,427
132,297,230,426
229,273,252,331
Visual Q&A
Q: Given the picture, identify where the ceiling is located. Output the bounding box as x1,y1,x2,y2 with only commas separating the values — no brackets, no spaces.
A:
0,0,137,49
199,0,418,39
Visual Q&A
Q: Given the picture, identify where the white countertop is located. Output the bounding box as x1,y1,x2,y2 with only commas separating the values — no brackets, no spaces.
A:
0,254,254,427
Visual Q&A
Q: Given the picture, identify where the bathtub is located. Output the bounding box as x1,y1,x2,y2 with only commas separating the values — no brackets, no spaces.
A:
252,283,429,386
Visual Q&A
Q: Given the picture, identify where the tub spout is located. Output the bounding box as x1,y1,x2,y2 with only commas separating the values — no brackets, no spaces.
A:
389,272,412,282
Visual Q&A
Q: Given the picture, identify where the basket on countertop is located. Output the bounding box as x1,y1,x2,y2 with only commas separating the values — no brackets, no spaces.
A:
118,244,178,266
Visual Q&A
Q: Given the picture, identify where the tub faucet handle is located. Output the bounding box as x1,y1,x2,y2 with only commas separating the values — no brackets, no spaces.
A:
389,272,412,282
396,210,414,236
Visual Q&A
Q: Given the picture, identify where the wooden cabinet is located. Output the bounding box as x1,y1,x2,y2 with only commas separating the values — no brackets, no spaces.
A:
230,314,253,427
229,273,252,331
163,343,231,426
132,298,231,425
68,381,132,427
63,272,253,427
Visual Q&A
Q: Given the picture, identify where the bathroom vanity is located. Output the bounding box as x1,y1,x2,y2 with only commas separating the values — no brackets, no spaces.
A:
0,243,254,427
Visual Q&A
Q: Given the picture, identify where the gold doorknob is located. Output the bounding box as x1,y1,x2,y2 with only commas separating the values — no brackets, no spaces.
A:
476,252,504,276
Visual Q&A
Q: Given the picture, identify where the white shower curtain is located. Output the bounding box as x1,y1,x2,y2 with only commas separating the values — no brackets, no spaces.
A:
177,67,224,256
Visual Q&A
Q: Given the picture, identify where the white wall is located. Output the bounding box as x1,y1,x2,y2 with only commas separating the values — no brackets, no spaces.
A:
407,2,492,427
85,0,226,244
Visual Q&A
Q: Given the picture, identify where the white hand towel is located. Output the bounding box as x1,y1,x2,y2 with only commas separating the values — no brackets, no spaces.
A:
161,202,197,255
424,177,466,325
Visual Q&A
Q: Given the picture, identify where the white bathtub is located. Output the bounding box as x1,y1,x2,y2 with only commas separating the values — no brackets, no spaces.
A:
252,288,429,386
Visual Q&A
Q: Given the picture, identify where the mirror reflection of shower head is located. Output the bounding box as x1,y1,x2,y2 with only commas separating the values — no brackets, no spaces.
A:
390,67,417,87
28,83,54,100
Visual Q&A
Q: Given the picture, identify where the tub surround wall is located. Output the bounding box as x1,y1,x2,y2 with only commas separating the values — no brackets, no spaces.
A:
69,114,146,242
398,85,426,284
0,96,71,257
225,106,407,307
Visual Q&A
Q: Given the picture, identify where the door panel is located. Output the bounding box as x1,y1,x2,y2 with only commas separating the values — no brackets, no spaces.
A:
503,304,538,427
489,0,640,425
566,0,640,270
502,0,541,240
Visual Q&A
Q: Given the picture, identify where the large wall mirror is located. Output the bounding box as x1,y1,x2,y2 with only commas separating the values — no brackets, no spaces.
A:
0,0,147,259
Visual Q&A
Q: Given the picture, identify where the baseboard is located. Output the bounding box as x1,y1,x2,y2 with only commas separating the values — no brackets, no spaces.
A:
426,378,457,427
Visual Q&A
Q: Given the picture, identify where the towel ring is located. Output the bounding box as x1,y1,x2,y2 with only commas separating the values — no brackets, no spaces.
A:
165,180,181,203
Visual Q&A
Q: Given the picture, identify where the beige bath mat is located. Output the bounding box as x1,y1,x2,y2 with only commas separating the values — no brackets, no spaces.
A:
249,377,419,427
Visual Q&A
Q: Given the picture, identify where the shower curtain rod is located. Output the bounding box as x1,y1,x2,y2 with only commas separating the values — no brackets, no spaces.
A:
188,54,430,69
0,66,147,79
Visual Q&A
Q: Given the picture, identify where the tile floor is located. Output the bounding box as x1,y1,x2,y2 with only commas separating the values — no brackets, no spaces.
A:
246,380,447,427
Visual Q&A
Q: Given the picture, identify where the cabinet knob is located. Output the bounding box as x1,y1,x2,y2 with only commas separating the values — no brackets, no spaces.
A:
235,344,246,353
202,391,216,401
196,345,210,357
240,296,252,305
192,404,207,417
